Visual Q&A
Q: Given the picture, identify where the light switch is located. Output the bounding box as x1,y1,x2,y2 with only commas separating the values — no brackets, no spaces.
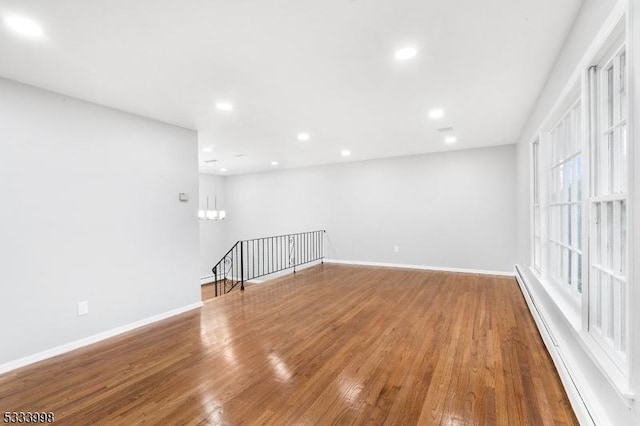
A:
78,301,89,316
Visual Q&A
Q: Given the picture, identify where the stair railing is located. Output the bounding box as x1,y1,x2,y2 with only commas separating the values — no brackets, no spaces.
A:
210,230,325,297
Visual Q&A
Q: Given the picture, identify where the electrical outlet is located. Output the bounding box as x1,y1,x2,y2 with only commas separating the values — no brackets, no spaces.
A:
77,301,89,316
393,246,400,253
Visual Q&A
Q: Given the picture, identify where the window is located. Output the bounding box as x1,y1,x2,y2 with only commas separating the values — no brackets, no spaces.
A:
532,140,541,272
587,42,628,368
548,99,583,299
530,18,630,379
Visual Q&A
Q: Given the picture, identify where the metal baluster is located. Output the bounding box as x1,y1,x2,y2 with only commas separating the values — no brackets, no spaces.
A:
213,265,218,297
240,240,244,291
235,245,238,290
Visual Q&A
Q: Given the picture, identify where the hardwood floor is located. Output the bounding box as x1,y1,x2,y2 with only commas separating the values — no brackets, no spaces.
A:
0,264,577,425
201,281,255,301
201,281,217,300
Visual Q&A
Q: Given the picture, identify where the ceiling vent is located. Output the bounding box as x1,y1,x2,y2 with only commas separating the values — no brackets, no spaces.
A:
437,127,454,133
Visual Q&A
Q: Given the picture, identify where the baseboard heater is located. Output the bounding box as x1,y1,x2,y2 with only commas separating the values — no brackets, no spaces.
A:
514,265,595,426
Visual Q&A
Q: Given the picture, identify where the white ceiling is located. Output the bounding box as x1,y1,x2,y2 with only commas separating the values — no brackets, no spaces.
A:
0,0,583,175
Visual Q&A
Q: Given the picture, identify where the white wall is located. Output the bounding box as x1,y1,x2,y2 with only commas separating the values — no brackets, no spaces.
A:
0,78,201,366
515,0,640,424
222,144,516,273
199,173,228,279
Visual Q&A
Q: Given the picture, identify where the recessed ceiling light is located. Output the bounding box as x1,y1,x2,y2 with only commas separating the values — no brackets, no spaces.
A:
341,150,351,157
220,168,227,172
215,102,233,111
297,133,310,141
445,136,457,144
4,14,44,38
394,47,417,61
271,161,279,166
202,146,213,153
428,109,445,120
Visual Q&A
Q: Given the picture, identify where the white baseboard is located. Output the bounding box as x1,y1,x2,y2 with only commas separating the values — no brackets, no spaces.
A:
201,260,324,286
253,260,324,282
0,301,203,375
323,258,515,277
514,266,594,425
201,275,242,285
200,275,214,285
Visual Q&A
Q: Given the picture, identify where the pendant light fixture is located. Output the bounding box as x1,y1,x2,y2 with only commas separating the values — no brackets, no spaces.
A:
198,196,226,221
199,159,227,221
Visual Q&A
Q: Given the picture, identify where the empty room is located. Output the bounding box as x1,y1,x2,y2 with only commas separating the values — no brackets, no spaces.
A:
0,0,638,424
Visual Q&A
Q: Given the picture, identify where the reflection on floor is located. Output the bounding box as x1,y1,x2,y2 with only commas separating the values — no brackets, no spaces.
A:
0,264,577,424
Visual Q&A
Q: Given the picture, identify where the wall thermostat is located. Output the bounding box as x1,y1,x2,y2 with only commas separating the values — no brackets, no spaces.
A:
178,193,189,202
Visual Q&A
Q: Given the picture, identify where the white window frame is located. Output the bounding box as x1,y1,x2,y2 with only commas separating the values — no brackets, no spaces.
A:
546,98,584,303
527,8,633,396
587,35,629,372
531,139,542,273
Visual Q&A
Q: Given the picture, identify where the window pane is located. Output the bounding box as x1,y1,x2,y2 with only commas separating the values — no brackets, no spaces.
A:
613,128,622,193
596,270,602,328
563,205,570,245
571,204,578,248
577,254,582,293
571,251,578,288
533,142,539,204
620,51,627,120
577,204,582,249
621,201,626,274
566,158,573,202
607,65,614,127
576,155,583,201
564,248,570,285
551,128,557,164
574,108,581,154
606,202,614,268
595,203,602,264
613,201,621,273
593,135,600,196
619,279,626,351
621,125,628,193
606,132,614,194
558,164,565,199
607,275,614,338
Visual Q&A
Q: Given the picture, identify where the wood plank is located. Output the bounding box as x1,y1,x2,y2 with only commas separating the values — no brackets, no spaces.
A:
0,264,578,425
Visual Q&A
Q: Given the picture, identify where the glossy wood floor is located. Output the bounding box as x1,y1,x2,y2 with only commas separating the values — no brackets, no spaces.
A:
201,281,256,301
201,281,217,300
0,264,577,425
